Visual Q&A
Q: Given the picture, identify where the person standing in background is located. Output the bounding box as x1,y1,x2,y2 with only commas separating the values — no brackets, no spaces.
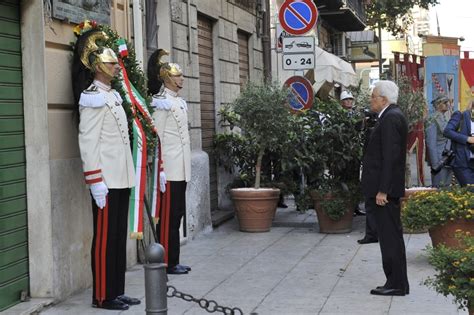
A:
443,104,474,186
425,95,453,187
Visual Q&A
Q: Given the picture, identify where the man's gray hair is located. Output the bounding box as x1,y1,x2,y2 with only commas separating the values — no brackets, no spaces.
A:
374,80,399,104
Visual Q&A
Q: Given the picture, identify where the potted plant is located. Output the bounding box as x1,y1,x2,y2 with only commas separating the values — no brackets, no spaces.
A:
309,180,359,233
424,231,474,314
402,186,474,247
214,82,292,232
400,186,438,233
284,98,364,233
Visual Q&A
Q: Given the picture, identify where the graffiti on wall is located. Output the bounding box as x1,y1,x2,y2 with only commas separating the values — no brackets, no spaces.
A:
52,0,110,25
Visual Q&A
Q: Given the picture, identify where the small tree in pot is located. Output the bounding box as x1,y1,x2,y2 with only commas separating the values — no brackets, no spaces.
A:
214,82,292,232
302,98,364,233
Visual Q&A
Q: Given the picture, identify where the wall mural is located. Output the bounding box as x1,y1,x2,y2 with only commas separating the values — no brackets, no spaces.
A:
52,0,110,25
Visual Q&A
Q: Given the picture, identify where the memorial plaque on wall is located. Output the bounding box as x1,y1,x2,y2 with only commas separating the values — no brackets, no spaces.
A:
52,0,111,25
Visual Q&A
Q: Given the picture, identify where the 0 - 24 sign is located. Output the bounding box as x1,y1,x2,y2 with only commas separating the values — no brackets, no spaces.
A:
283,53,314,70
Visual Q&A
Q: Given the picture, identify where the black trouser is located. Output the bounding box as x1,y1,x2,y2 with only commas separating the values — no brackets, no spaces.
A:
364,197,378,240
367,197,409,291
157,181,187,267
91,188,130,302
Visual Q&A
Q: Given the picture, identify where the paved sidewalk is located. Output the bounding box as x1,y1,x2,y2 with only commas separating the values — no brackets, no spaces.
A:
5,204,467,315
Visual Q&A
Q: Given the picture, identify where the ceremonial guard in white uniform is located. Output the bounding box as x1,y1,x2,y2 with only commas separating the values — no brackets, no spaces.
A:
72,29,140,310
147,50,192,275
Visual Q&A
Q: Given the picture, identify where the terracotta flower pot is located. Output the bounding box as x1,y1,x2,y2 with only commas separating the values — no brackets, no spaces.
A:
401,187,437,234
428,219,474,248
310,191,353,234
230,188,280,232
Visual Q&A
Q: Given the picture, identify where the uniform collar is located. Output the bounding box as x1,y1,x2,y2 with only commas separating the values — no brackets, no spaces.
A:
93,80,112,92
165,87,179,97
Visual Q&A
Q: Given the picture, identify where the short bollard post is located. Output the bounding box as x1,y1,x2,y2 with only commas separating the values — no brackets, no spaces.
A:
144,242,167,315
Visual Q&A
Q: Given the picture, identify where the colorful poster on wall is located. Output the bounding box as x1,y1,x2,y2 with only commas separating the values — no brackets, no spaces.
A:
425,55,460,113
460,57,474,111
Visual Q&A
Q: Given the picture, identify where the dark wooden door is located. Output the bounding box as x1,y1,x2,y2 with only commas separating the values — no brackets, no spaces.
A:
0,0,29,311
197,15,218,212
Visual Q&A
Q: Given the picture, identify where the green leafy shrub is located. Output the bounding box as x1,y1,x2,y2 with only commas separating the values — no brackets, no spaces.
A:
319,197,350,221
214,82,292,189
402,186,474,231
424,231,474,311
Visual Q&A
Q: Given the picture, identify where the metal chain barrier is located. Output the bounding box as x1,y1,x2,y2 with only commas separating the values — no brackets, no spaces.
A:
167,285,244,315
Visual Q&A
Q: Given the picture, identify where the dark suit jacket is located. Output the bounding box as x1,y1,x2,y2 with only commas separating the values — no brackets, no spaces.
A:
361,104,408,198
443,110,472,168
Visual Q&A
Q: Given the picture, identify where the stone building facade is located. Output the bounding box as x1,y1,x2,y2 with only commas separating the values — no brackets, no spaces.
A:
2,0,265,311
158,0,266,214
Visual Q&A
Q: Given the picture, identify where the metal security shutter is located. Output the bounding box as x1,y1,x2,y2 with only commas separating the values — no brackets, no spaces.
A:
0,1,28,311
237,31,249,88
197,15,218,212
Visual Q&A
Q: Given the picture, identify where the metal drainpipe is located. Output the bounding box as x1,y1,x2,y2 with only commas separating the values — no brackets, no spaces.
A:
378,23,382,78
262,0,272,82
187,0,192,63
133,0,144,66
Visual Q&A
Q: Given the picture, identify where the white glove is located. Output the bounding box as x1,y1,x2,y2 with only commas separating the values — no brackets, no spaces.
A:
90,182,108,209
159,172,167,193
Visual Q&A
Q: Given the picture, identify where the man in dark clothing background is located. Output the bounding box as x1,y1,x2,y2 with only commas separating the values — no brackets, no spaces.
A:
361,80,409,296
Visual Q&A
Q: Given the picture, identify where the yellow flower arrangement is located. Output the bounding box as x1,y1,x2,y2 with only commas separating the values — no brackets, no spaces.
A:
402,186,474,231
425,231,474,312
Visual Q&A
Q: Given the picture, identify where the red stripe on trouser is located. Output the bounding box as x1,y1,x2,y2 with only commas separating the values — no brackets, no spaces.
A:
164,184,171,264
94,197,109,305
94,205,103,304
101,199,109,302
159,186,171,265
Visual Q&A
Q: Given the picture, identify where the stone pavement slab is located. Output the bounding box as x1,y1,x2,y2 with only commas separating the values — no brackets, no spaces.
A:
6,205,468,315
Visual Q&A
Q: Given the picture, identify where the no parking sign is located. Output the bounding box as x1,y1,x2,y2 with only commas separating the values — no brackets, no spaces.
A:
284,76,314,111
278,0,318,36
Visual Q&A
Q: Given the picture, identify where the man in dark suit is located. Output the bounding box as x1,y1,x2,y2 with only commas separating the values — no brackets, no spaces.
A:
361,80,409,296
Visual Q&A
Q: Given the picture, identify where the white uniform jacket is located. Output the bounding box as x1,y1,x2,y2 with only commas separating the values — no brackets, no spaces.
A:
151,88,191,182
78,81,135,189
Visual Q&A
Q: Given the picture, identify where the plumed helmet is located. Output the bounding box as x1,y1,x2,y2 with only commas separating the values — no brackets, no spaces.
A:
340,90,354,100
72,29,118,105
77,30,118,75
147,49,182,95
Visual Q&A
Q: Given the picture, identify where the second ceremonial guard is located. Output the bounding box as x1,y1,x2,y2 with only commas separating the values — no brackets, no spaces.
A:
147,50,192,275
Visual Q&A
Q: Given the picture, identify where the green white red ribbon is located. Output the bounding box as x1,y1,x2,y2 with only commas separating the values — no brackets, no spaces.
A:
115,38,164,239
119,60,160,239
117,38,128,58
128,117,146,239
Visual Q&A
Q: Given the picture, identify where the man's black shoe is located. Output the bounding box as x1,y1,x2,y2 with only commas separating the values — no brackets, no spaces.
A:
117,295,141,305
277,202,288,208
93,298,129,310
354,208,366,216
370,288,405,296
357,237,378,244
376,286,409,294
177,264,191,271
167,265,188,275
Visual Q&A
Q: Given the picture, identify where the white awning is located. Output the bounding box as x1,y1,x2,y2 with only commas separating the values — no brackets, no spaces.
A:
313,46,357,93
